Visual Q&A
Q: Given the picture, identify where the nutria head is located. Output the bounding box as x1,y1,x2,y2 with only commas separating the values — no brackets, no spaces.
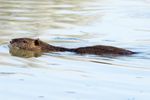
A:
9,38,47,51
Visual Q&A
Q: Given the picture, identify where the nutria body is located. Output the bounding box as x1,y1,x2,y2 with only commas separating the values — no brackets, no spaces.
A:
9,38,135,56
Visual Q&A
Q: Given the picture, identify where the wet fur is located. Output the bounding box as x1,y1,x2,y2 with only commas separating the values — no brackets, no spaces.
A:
10,38,135,56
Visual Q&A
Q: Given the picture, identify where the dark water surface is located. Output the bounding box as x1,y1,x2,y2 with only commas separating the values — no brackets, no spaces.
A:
0,0,150,100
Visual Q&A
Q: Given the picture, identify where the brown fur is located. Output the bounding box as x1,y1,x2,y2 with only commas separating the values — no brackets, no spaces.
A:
9,38,135,56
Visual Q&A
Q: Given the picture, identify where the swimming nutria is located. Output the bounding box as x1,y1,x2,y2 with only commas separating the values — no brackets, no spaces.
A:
9,38,135,56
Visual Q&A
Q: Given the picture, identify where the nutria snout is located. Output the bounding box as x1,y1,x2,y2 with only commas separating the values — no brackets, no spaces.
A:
9,38,136,56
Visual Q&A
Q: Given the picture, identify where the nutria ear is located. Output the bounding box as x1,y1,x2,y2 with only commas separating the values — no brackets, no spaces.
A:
34,39,40,46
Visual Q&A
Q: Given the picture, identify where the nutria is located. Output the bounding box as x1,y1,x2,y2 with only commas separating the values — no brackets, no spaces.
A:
9,38,135,56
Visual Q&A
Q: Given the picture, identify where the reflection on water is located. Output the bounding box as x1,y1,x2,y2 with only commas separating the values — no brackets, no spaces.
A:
9,46,42,58
0,0,101,37
0,0,150,100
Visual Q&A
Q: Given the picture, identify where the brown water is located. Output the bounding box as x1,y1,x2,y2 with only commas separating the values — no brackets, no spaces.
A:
0,0,150,100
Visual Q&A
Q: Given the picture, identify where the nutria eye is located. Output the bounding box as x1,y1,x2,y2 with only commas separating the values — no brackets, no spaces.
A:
34,40,40,46
23,40,27,43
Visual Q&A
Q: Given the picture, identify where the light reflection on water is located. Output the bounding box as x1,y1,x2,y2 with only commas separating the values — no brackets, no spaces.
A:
0,0,150,100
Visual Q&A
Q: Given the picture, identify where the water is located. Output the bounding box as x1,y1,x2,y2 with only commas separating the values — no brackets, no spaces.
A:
0,0,150,100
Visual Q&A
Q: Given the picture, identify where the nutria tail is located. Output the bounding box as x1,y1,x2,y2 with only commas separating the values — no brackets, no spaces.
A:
68,45,135,55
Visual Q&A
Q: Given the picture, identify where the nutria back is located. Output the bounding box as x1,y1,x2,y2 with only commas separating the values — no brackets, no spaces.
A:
9,38,135,56
72,45,134,55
